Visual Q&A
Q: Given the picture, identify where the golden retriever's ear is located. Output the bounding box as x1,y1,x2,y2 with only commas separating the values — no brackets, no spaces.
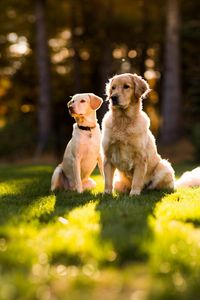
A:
89,93,103,110
130,74,150,100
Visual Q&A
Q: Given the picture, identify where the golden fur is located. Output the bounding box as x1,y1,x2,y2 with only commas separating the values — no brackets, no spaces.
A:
101,73,175,196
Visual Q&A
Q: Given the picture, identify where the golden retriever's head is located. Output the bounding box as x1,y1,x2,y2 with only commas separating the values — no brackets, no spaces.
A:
67,93,103,117
106,73,150,109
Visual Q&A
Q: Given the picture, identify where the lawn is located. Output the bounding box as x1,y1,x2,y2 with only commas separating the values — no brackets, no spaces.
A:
0,164,200,300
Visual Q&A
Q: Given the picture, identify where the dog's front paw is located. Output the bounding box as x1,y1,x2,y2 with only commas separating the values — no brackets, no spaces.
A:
129,189,141,196
76,187,83,193
104,189,112,194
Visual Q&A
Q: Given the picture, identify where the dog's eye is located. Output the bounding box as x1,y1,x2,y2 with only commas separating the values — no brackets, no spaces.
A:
80,99,86,103
111,86,116,90
123,84,130,89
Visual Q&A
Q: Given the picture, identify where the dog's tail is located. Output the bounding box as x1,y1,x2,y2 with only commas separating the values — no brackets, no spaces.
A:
51,164,68,191
175,167,200,188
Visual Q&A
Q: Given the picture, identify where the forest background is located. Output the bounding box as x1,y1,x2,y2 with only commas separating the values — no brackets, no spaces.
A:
0,0,200,163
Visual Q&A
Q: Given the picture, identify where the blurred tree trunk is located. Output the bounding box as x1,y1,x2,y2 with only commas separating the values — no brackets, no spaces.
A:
96,43,112,126
140,0,149,77
35,0,52,156
160,0,182,144
91,0,114,125
70,0,82,93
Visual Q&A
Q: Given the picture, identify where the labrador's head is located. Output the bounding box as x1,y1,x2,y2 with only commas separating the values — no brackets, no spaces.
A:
106,73,150,109
68,93,103,117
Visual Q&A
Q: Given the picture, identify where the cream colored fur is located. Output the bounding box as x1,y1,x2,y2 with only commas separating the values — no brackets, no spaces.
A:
175,167,200,188
51,93,103,193
101,73,175,196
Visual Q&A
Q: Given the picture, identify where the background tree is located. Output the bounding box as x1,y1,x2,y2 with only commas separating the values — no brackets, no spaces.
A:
35,0,52,155
160,0,181,144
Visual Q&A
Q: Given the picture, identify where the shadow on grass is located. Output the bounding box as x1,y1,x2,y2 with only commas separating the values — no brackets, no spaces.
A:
39,190,96,220
0,164,182,266
95,191,168,265
47,188,169,266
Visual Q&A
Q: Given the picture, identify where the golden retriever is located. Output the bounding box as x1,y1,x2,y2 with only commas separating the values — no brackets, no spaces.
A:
101,73,175,196
51,93,103,193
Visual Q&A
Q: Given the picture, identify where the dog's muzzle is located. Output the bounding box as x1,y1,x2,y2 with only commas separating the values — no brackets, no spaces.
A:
110,95,119,106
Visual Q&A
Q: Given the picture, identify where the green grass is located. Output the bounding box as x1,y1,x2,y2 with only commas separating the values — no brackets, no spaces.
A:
0,164,200,300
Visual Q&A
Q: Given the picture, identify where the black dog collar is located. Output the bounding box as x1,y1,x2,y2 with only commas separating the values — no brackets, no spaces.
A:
78,125,96,131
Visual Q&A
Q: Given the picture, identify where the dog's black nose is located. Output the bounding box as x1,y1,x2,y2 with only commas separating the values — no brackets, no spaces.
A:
111,95,119,106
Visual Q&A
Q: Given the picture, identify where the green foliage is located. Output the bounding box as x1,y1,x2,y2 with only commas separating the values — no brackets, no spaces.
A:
0,164,200,299
0,115,36,158
182,2,200,132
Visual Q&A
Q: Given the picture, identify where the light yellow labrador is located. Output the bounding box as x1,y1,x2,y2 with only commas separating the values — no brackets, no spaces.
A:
102,73,175,196
51,93,103,193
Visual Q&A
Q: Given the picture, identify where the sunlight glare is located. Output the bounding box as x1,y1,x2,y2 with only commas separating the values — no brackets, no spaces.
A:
128,49,137,58
0,118,6,128
144,70,157,80
113,46,127,59
80,49,90,61
9,41,30,56
145,58,155,68
21,104,35,113
60,29,71,40
52,48,70,63
7,32,18,43
49,38,66,50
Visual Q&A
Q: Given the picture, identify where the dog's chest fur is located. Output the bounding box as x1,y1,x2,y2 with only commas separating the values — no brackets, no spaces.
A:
109,142,136,174
103,109,148,176
105,112,147,174
75,126,101,153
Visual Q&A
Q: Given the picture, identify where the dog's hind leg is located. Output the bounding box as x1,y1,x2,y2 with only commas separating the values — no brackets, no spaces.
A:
51,165,69,191
148,159,175,190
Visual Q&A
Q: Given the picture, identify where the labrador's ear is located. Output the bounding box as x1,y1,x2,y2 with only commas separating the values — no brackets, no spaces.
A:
89,93,103,110
129,73,150,100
